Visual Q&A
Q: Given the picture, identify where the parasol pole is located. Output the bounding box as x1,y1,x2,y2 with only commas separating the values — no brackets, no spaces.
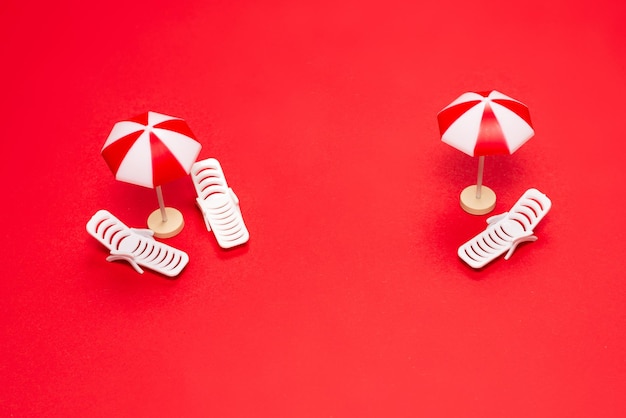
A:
155,186,168,222
476,156,485,199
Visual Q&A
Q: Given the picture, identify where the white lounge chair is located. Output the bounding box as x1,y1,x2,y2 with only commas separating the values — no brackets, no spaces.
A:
190,158,250,249
86,209,189,277
458,188,552,268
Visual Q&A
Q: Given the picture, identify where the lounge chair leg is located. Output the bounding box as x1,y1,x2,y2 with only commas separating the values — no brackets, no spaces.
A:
504,235,538,260
486,212,508,225
107,251,144,274
196,198,212,231
229,187,239,206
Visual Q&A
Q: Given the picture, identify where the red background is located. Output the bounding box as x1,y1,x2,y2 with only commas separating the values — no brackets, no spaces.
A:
2,0,626,416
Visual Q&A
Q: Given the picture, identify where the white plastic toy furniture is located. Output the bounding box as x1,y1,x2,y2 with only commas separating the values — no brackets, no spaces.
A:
458,188,551,269
190,158,250,249
86,209,189,277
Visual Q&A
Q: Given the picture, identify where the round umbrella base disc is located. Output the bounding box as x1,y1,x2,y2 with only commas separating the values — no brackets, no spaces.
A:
147,207,184,238
460,185,496,215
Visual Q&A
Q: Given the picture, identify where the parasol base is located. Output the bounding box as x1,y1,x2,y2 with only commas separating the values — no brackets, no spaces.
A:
147,207,184,238
460,185,496,215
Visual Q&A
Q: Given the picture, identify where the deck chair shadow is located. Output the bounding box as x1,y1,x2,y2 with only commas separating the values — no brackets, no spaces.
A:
191,158,249,249
86,209,189,277
458,188,552,269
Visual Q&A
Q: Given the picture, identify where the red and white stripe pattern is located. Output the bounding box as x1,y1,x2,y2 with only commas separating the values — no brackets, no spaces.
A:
102,111,202,188
437,90,534,157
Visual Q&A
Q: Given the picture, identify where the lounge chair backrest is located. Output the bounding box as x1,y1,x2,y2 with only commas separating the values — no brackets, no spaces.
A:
191,158,229,201
506,188,551,232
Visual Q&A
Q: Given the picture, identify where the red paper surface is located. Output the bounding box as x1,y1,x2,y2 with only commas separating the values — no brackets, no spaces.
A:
2,0,626,416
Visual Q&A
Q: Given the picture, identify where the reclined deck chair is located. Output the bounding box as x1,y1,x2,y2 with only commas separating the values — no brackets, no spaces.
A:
86,209,189,277
190,158,249,249
458,188,552,269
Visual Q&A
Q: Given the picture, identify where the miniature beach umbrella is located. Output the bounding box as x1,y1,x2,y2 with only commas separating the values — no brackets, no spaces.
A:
102,111,202,238
437,90,534,215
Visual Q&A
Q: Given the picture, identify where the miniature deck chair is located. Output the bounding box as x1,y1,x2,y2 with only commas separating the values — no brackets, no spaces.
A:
458,188,552,269
86,209,189,277
190,158,250,249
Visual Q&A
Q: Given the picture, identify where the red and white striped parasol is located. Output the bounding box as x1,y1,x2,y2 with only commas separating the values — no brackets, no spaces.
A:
437,90,534,214
102,111,202,237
